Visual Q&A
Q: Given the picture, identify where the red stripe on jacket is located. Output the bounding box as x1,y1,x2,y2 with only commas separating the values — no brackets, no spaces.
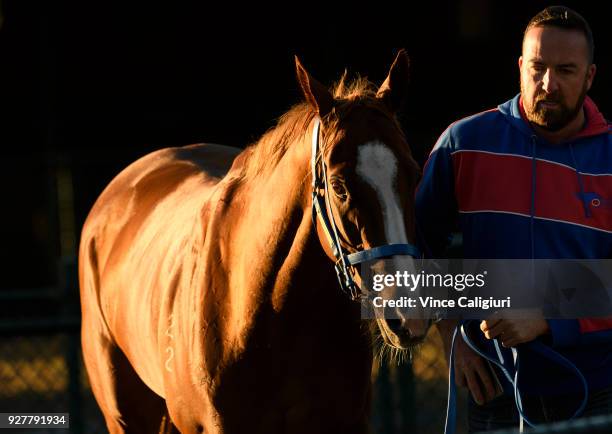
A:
580,318,612,333
452,151,612,233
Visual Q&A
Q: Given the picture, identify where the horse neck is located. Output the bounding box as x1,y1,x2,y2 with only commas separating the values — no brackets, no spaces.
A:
231,129,322,283
186,125,370,381
211,124,349,340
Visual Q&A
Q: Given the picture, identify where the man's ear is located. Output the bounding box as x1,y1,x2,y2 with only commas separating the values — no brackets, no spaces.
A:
586,63,597,91
295,56,334,117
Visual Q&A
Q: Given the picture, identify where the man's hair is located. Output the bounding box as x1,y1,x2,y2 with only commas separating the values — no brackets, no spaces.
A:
524,6,594,63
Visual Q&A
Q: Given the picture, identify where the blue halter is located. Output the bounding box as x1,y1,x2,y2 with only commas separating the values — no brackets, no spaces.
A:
310,118,421,300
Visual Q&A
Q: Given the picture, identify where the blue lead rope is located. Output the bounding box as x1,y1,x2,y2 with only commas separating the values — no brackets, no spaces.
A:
444,320,589,434
444,326,459,434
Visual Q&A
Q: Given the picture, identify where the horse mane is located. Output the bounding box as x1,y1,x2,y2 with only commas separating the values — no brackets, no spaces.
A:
238,75,382,182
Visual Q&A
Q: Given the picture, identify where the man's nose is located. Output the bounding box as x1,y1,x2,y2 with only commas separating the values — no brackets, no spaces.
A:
542,68,559,94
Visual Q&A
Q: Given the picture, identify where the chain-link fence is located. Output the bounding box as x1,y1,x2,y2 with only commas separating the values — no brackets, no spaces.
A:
0,314,458,434
480,414,612,434
4,318,611,434
0,321,106,434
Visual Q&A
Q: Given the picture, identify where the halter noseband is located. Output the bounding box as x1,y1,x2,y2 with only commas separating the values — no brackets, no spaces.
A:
310,117,421,301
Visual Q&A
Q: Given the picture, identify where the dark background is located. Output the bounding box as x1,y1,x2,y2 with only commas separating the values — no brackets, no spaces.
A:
1,0,610,291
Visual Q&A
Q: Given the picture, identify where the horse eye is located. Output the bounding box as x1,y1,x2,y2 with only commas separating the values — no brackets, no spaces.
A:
331,181,347,199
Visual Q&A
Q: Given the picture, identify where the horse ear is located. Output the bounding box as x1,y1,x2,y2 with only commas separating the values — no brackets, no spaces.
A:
376,49,410,113
295,56,334,117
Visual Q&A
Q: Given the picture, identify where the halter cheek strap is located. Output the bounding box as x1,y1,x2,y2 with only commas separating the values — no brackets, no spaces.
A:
310,117,421,300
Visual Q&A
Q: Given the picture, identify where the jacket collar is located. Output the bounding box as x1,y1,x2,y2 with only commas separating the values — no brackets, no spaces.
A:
498,93,610,142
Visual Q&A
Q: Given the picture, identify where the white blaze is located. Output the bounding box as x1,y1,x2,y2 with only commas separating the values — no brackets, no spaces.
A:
356,142,417,321
356,142,408,244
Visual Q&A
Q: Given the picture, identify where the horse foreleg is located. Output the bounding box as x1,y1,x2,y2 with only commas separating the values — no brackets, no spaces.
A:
82,320,171,434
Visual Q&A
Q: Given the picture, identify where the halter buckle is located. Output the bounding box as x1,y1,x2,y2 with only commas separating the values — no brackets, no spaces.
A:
334,260,362,301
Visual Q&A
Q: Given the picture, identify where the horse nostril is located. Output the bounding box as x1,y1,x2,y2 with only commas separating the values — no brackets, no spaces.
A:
386,319,408,336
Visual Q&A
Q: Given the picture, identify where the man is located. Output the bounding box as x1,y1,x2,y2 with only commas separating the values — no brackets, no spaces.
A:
415,6,612,432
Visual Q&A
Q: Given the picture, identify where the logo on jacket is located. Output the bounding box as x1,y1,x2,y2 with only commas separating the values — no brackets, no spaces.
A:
577,192,612,211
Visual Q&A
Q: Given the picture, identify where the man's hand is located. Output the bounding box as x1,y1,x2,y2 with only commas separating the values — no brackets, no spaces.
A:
437,320,503,405
480,310,550,348
453,335,503,405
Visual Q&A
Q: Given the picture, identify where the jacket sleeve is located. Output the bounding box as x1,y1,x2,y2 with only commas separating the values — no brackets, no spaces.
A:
415,127,459,257
547,318,612,347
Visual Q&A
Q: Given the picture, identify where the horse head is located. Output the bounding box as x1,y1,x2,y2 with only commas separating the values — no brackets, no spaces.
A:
295,51,432,349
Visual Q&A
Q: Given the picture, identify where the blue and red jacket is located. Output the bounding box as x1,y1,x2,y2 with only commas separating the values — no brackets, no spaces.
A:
416,93,612,394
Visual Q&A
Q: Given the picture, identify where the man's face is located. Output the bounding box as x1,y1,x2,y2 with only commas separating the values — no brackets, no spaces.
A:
519,25,596,131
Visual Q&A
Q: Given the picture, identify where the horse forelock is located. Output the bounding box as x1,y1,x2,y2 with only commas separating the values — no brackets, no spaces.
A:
332,73,377,100
322,78,409,162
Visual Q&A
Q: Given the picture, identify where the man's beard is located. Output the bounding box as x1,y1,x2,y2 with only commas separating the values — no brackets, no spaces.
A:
521,80,588,132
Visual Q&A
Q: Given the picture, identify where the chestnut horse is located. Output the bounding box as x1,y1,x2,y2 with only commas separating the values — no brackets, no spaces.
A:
79,51,425,434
